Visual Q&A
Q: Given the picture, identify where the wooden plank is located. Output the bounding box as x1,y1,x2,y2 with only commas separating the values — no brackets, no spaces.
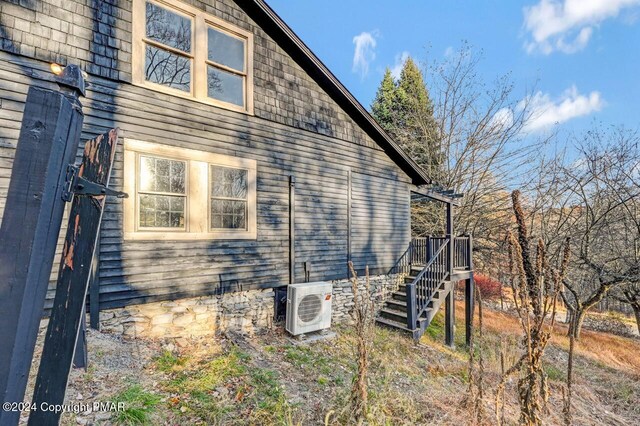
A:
89,235,101,330
72,314,87,370
30,129,120,426
0,85,84,426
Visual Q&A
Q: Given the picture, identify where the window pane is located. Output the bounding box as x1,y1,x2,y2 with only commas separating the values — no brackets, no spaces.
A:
207,67,244,107
139,194,185,228
210,200,246,230
145,1,191,53
140,156,186,194
145,45,191,92
208,27,245,71
210,166,247,199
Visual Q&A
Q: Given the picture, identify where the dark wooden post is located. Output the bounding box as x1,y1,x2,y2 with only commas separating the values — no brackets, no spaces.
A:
445,289,455,348
0,67,84,426
446,203,453,275
465,235,475,347
29,129,121,426
289,175,295,284
89,235,101,330
406,283,417,330
72,314,87,370
426,235,432,264
445,202,455,348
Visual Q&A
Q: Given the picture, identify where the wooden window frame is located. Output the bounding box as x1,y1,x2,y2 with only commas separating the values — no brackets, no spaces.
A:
132,0,254,114
123,139,257,241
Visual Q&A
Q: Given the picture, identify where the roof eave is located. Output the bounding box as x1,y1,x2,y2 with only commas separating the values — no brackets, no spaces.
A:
233,0,430,186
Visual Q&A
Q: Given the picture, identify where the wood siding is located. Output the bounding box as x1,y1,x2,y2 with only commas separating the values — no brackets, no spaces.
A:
0,0,413,311
0,54,411,311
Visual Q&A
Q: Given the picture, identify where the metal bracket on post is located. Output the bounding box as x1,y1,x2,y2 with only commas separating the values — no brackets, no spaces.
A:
62,164,128,202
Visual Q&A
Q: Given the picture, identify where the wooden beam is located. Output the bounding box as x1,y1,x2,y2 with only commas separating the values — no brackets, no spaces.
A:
0,82,84,425
29,129,120,426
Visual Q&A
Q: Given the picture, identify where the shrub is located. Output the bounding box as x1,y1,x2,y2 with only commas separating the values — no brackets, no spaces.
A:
474,273,503,300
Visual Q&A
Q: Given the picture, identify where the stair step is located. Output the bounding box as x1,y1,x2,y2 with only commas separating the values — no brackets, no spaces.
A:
375,316,415,332
379,307,408,323
391,291,407,301
385,299,407,311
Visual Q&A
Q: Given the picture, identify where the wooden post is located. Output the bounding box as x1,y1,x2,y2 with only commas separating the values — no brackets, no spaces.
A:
72,314,87,370
29,129,121,426
465,235,475,347
445,288,455,348
406,283,417,330
89,234,101,330
426,235,432,264
289,175,295,284
0,67,84,425
445,201,455,348
446,203,453,275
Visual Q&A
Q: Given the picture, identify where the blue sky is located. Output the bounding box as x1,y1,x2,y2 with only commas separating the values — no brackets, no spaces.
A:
267,0,640,136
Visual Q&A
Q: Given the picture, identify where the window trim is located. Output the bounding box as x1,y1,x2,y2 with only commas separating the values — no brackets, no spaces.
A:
132,0,254,114
123,139,257,241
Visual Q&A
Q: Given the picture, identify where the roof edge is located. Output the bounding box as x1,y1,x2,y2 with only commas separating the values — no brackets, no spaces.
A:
233,0,430,186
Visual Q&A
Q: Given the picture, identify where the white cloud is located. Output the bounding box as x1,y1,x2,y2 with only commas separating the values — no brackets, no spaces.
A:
390,51,410,80
352,31,378,78
523,0,640,54
523,85,604,132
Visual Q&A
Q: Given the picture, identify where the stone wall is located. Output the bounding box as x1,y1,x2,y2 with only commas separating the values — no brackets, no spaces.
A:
98,274,401,339
331,274,401,324
100,289,276,339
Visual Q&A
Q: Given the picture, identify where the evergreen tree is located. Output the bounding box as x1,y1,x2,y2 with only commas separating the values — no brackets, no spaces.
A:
395,57,442,182
370,68,398,135
370,57,442,183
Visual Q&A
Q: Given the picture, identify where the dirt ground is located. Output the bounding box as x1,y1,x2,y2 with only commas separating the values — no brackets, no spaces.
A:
19,301,640,425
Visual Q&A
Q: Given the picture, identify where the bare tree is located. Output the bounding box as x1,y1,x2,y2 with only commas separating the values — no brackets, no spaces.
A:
413,43,544,272
525,126,640,338
612,283,640,334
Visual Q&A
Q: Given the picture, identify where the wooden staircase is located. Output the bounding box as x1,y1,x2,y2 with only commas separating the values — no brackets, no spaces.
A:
376,265,454,339
376,235,473,341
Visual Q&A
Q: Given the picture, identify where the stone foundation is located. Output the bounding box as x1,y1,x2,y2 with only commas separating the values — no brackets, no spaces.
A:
99,274,401,339
331,274,401,323
100,289,275,339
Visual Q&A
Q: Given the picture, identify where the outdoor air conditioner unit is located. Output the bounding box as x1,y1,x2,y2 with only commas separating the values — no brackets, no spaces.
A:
286,282,333,336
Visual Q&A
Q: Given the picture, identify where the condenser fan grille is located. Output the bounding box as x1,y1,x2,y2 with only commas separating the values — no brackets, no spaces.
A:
297,294,322,323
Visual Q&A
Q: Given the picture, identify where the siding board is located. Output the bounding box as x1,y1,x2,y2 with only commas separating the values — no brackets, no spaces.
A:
0,0,413,312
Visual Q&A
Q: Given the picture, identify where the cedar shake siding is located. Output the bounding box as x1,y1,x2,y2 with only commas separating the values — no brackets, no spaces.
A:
0,0,413,311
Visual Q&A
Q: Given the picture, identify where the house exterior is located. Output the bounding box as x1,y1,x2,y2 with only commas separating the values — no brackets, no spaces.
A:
0,0,431,336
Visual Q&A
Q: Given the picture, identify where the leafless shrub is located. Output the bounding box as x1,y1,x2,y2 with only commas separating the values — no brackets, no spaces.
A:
495,191,570,426
466,285,486,425
347,262,376,425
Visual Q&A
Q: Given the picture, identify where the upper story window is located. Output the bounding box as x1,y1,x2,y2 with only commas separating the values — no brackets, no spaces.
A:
132,0,254,113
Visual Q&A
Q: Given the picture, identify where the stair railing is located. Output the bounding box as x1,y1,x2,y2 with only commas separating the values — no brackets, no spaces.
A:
406,238,451,329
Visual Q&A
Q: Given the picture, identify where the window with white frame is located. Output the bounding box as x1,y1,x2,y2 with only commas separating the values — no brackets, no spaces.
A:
123,139,257,240
132,0,254,113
